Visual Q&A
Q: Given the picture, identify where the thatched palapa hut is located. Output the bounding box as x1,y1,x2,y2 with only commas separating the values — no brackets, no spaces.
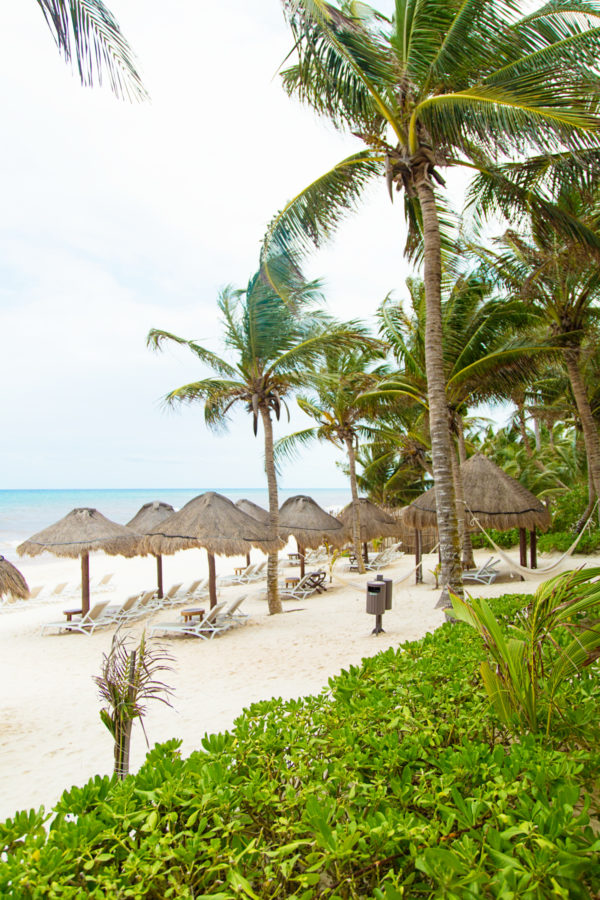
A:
142,492,282,608
126,501,175,598
403,453,550,578
338,498,399,562
0,556,30,602
17,508,139,615
235,500,270,565
279,495,346,577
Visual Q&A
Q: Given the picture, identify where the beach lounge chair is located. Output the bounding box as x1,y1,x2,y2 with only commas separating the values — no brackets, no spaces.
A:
281,571,327,601
349,547,400,572
153,583,184,609
248,561,267,580
217,594,248,625
149,602,232,640
48,582,69,598
94,573,114,591
220,565,256,586
28,586,44,601
41,599,113,635
463,557,500,585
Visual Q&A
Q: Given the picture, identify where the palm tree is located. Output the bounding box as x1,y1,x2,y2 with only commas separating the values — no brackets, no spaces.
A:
376,269,554,569
274,344,388,573
486,205,600,513
148,257,370,614
36,0,146,99
266,0,600,602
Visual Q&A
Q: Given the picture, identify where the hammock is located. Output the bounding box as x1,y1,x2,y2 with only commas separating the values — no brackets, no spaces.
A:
466,501,598,578
331,545,440,593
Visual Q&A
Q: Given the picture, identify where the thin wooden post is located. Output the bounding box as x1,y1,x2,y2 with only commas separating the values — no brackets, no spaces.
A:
156,554,164,598
207,551,217,609
299,543,305,579
530,529,537,569
363,542,369,563
415,530,423,584
519,528,527,582
246,552,251,567
81,552,90,615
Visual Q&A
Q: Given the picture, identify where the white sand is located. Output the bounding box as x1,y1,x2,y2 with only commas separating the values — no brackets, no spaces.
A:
0,545,587,821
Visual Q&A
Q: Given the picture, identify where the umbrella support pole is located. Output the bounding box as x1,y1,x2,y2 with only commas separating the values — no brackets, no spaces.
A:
156,555,164,598
363,542,369,564
519,528,527,581
246,553,251,567
298,542,305,579
208,552,217,609
415,530,423,584
529,529,537,569
81,552,90,616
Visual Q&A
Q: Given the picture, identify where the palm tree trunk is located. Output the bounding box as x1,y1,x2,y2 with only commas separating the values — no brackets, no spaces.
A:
455,416,475,568
414,173,462,605
564,347,600,501
260,406,282,615
345,436,365,574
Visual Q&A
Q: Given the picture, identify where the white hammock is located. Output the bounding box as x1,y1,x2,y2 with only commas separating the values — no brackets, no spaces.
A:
466,502,598,578
331,544,440,592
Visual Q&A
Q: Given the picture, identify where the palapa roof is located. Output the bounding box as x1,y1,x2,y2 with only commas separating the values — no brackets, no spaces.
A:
17,508,140,559
279,495,347,548
235,499,270,525
0,556,30,600
338,498,400,542
142,491,283,557
403,454,550,532
126,501,176,533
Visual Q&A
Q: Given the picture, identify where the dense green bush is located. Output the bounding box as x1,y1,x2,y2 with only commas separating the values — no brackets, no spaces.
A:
471,527,520,549
1,593,599,898
551,484,590,532
537,529,600,554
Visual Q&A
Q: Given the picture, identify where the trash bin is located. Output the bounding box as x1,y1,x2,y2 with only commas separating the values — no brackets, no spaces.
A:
366,581,385,616
375,574,393,610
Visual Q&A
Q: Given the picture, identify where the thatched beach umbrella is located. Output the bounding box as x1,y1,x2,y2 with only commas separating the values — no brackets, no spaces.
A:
404,453,550,572
235,500,269,565
279,495,347,577
17,508,139,615
143,492,282,608
126,501,175,598
338,499,399,562
0,556,30,602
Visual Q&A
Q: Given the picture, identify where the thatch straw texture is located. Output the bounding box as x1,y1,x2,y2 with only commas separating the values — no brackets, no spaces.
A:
17,508,141,559
403,454,551,532
279,495,347,548
235,499,270,525
142,492,283,557
0,556,30,600
126,501,175,534
338,499,400,542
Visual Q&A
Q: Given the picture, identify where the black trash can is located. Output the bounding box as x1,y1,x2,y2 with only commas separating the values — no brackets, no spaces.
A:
366,581,385,616
375,574,393,610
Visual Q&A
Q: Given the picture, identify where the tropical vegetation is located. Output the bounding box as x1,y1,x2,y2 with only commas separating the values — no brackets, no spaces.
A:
3,590,599,897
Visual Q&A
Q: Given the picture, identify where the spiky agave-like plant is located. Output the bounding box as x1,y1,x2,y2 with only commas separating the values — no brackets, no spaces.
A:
94,632,173,778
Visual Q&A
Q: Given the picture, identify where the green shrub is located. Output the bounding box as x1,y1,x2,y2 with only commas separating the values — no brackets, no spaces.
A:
537,529,600,554
471,527,520,549
1,593,599,898
551,484,590,531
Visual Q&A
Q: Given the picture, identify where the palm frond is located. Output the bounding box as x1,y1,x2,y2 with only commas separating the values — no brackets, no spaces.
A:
273,427,319,464
147,329,239,379
36,0,147,100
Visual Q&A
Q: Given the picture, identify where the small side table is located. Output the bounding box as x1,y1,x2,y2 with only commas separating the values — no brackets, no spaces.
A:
63,608,82,622
180,607,205,623
284,576,300,589
234,566,245,576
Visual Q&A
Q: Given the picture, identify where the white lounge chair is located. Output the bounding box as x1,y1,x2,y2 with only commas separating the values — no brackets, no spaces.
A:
219,565,256,586
463,557,500,585
218,594,248,625
41,600,113,635
152,583,184,609
281,571,327,600
149,602,232,640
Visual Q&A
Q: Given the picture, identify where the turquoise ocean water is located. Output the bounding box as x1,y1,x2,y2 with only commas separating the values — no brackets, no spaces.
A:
0,488,351,554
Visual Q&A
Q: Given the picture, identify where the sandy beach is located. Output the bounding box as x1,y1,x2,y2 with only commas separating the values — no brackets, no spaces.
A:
0,544,586,822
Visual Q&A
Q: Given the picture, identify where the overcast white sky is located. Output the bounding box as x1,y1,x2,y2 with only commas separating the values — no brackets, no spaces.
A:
1,0,471,490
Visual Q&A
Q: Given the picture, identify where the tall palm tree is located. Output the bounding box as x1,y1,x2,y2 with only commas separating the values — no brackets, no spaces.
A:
274,344,388,572
148,257,370,614
487,207,600,511
266,0,600,601
36,0,146,99
376,269,554,569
